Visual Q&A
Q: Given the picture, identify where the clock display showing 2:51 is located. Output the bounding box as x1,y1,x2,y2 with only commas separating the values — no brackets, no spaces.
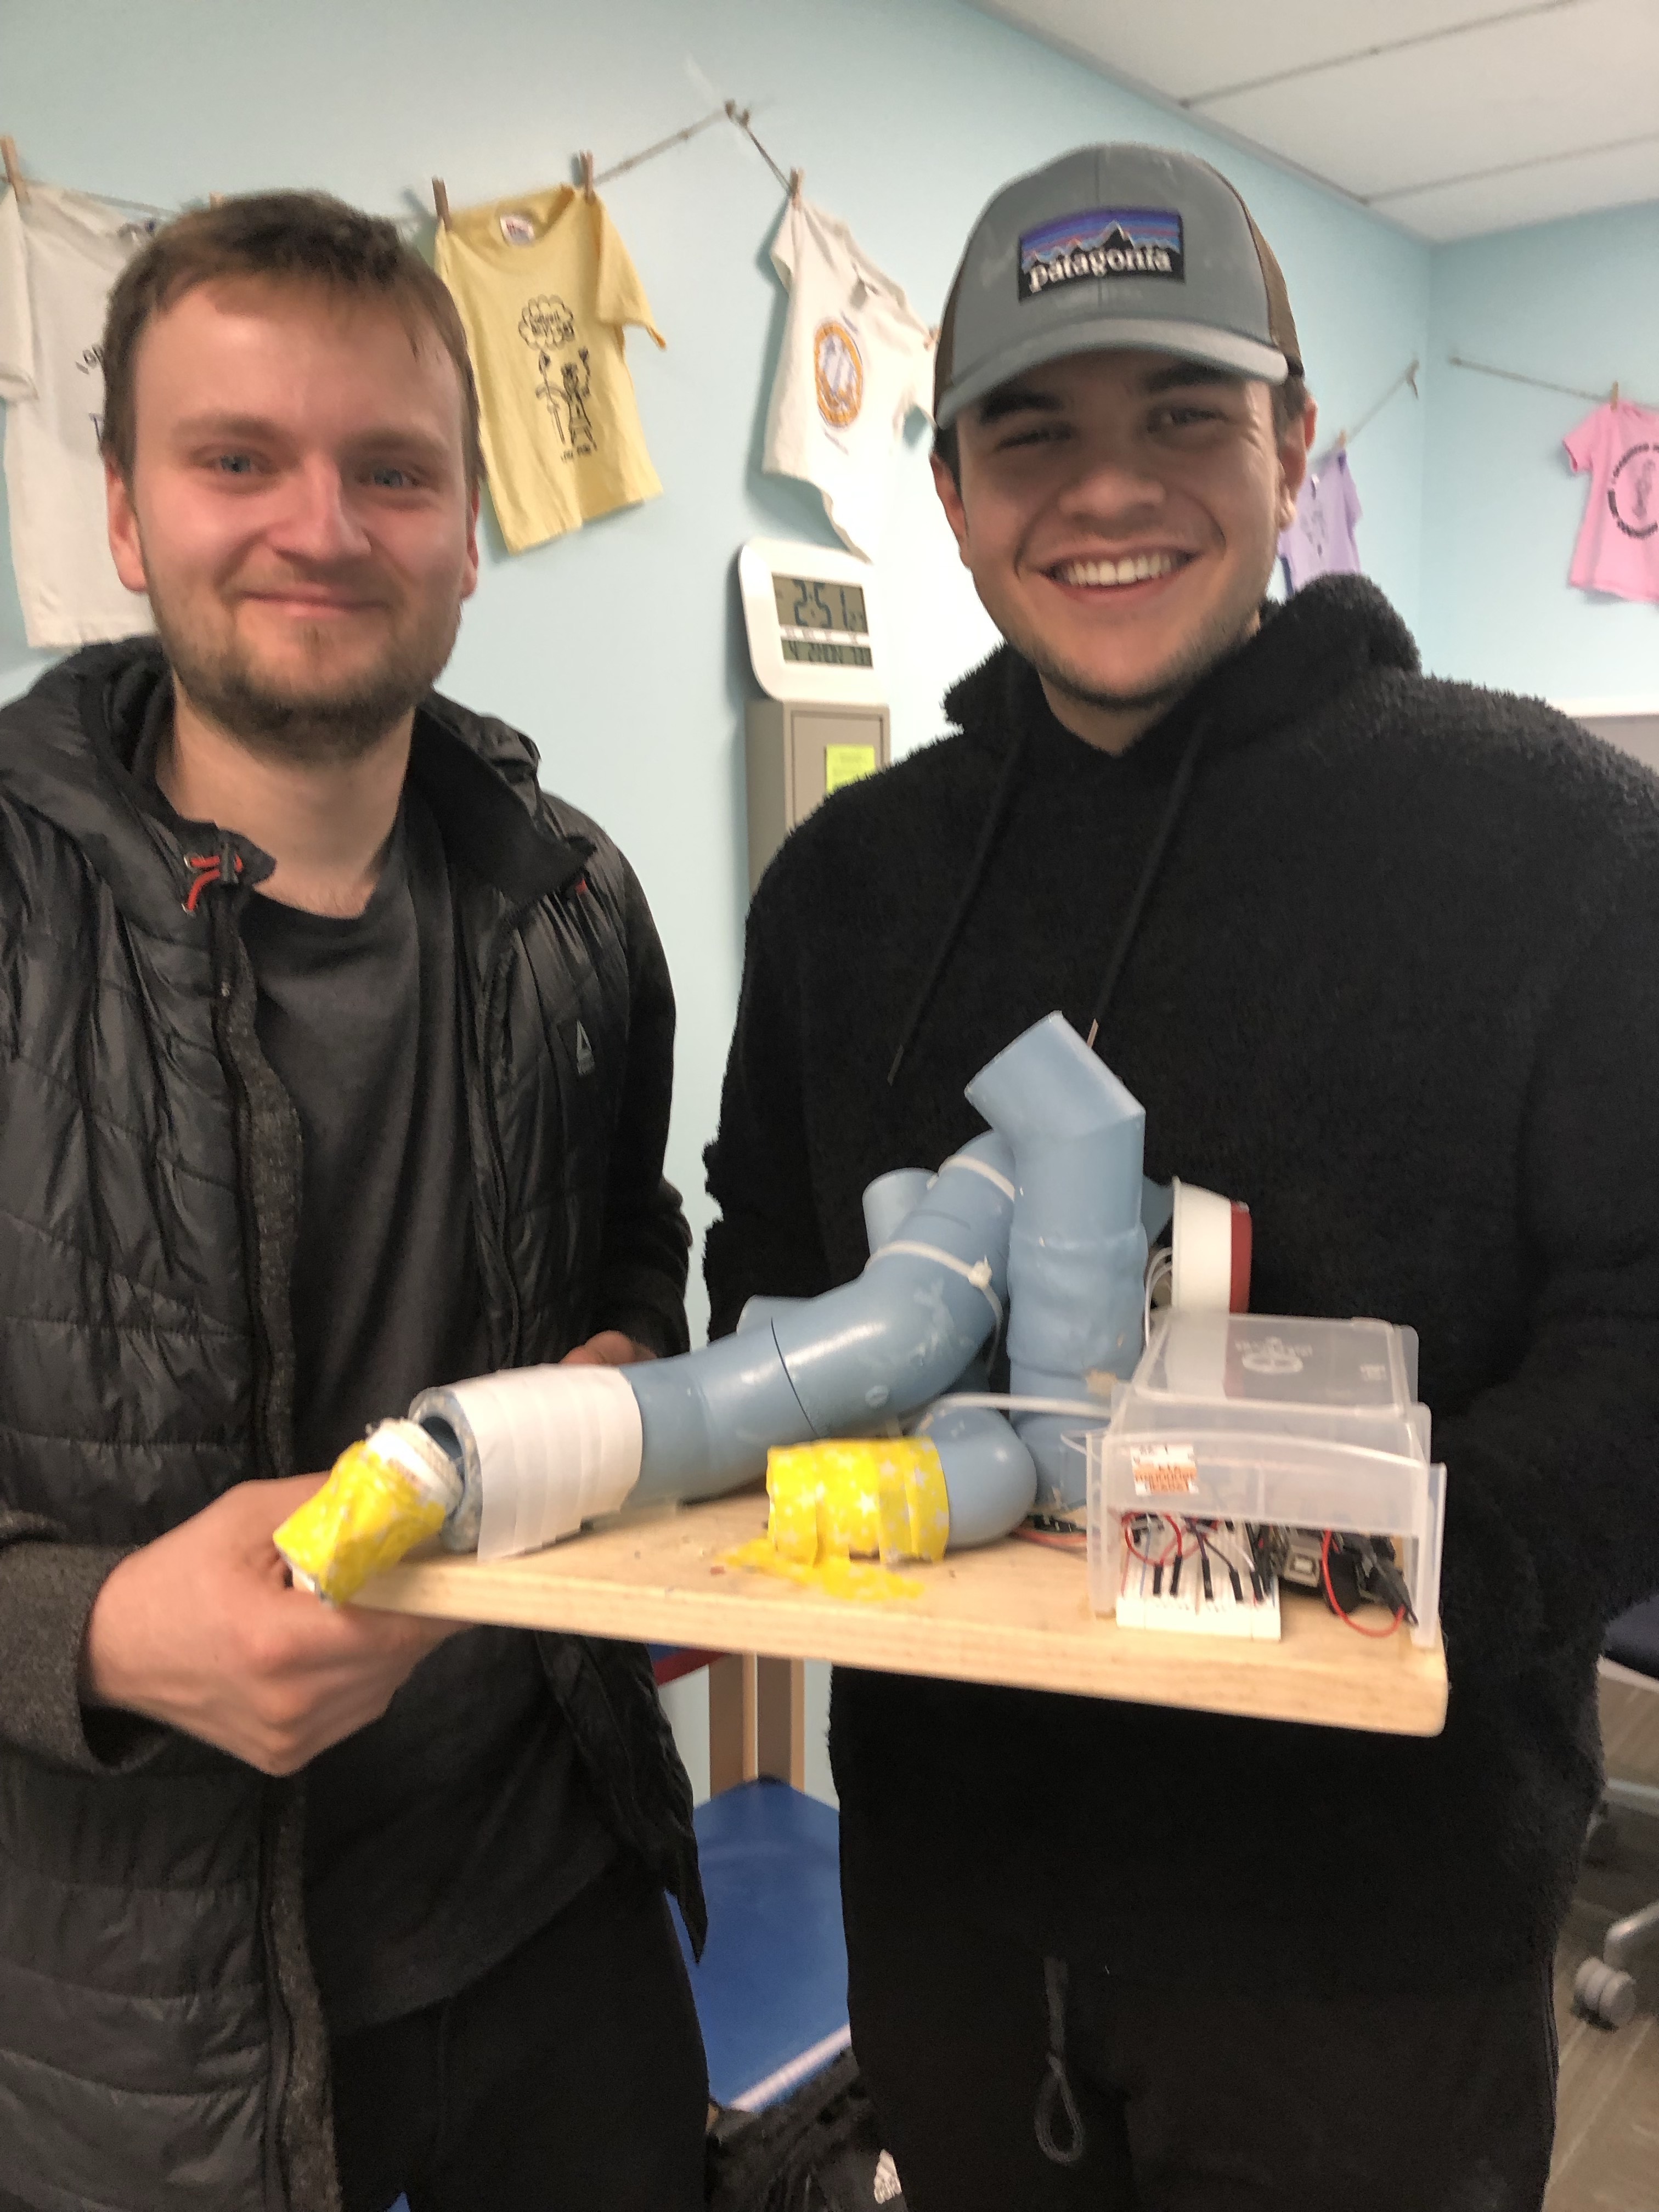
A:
772,574,870,635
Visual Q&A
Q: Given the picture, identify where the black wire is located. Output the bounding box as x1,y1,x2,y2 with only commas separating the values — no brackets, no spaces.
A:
1083,713,1211,1052
886,722,1027,1086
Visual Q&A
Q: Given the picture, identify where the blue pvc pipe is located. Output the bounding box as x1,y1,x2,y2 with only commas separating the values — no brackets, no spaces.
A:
862,1167,934,1255
966,1013,1148,1506
624,1133,1017,1513
415,1017,1144,1553
913,1402,1037,1548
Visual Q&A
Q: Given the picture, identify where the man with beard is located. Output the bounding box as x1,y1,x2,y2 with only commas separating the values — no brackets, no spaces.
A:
704,145,1659,2208
0,194,707,2212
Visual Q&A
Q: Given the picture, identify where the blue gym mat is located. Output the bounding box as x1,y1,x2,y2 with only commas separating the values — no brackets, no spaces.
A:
385,1778,845,2206
674,1777,850,2109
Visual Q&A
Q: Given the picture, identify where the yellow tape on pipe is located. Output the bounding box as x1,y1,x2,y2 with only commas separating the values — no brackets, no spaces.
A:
721,1436,950,1600
274,1438,448,1606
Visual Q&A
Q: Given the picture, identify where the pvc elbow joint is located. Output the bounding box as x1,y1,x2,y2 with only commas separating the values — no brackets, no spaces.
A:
966,1012,1149,1508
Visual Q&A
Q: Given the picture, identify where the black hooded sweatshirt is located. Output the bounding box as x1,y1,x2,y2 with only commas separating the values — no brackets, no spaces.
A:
703,577,1659,1990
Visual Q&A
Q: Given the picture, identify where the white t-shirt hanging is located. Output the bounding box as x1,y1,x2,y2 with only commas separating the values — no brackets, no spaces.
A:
0,183,155,649
762,195,934,560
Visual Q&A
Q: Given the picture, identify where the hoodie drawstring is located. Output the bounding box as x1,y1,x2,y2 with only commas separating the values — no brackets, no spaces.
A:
1083,712,1210,1050
182,837,244,914
887,723,1028,1086
1034,1955,1086,2167
886,703,1212,1086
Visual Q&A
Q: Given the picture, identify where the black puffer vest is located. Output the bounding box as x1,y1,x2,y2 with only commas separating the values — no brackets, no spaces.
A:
0,642,704,2211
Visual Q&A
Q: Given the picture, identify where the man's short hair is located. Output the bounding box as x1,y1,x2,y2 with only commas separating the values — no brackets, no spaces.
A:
933,369,1311,484
100,190,483,494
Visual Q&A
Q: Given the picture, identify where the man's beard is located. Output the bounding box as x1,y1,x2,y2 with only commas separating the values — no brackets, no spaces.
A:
1001,566,1268,729
152,592,461,765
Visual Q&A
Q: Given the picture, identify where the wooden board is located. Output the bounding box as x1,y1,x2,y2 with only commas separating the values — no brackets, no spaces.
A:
357,1491,1448,1736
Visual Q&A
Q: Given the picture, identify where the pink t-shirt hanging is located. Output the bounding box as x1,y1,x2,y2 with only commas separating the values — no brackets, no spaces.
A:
1564,400,1659,603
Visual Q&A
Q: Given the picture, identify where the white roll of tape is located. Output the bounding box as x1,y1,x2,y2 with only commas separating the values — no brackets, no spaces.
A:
1170,1180,1250,1314
409,1365,645,1561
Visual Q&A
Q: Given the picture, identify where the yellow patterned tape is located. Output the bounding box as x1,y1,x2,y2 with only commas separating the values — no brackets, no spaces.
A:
721,1537,925,1602
720,1437,950,1601
273,1440,447,1606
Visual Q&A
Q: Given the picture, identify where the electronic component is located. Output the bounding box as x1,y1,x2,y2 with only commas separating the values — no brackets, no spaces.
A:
1088,1310,1444,1650
1115,1514,1282,1640
1261,1526,1417,1632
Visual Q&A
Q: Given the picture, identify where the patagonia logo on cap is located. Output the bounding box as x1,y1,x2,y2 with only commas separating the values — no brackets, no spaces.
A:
1018,207,1184,298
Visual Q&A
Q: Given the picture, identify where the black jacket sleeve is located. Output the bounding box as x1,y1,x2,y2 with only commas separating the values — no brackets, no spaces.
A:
702,878,833,1341
1436,857,1659,1680
590,856,692,1357
0,1515,165,1774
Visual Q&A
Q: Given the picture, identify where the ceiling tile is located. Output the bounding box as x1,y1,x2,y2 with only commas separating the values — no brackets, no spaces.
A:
969,0,1659,239
1377,134,1659,238
974,0,1540,104
1195,0,1657,202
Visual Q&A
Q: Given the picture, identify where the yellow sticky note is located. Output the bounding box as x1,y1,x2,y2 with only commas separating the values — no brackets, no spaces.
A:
824,744,877,794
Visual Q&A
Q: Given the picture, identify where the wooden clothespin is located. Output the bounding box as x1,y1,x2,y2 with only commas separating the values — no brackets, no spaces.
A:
580,151,595,202
1336,428,1348,452
1612,380,1622,407
432,177,452,231
788,167,803,206
208,193,225,210
1,136,27,206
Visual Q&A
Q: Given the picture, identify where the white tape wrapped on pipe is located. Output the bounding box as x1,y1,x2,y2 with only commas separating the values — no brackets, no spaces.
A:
1170,1180,1250,1313
410,1364,644,1561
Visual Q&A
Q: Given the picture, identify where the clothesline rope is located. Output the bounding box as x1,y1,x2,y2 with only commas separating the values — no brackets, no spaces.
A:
433,94,787,229
591,104,729,188
1311,354,1419,470
0,135,178,220
595,96,795,195
724,101,793,193
4,88,793,246
1448,351,1649,411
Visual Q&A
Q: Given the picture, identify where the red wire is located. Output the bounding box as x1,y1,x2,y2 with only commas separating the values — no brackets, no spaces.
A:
1321,1528,1405,1638
1014,1524,1088,1551
1124,1514,1182,1566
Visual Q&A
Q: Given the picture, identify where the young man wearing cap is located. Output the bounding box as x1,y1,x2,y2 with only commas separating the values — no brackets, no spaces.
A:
704,144,1659,2208
0,194,707,2211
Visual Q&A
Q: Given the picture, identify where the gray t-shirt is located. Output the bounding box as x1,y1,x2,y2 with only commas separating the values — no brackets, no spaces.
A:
228,776,613,2035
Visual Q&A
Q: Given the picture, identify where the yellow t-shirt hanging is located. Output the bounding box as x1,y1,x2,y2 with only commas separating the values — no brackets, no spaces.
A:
436,187,664,553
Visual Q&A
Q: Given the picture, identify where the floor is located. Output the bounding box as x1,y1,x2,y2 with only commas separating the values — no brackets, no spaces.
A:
1545,1669,1659,2211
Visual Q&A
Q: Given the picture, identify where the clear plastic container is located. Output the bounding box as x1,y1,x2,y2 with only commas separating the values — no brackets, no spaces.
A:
1087,1312,1444,1649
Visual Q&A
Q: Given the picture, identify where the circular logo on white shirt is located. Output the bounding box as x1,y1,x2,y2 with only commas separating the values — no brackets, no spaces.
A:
814,319,865,428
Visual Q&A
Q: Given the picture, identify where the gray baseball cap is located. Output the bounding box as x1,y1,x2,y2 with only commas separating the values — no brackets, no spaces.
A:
935,144,1303,430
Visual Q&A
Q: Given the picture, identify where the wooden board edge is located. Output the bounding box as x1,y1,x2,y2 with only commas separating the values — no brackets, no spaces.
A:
357,1561,1449,1738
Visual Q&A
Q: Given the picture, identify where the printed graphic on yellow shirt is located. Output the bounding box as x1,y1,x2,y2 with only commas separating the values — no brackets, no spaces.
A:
518,295,597,458
436,189,664,554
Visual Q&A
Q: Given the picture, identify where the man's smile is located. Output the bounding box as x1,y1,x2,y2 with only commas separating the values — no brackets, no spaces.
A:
1044,549,1195,591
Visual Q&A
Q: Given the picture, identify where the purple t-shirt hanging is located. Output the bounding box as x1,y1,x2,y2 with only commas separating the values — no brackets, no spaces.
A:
1279,447,1363,591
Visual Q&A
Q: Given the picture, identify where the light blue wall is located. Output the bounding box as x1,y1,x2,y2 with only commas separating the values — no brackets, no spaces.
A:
2,0,1434,1351
1420,199,1659,703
